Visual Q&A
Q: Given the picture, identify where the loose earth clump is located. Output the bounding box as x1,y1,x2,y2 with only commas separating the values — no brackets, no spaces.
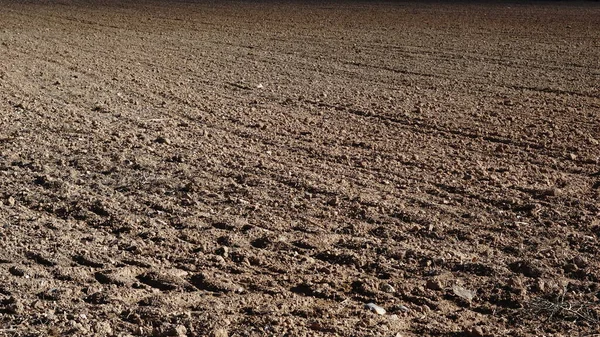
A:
0,1,599,336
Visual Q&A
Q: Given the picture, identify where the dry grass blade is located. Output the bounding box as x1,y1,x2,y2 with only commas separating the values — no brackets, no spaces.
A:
527,293,600,325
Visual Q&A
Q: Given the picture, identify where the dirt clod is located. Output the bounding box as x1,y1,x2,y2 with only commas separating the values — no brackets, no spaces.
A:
211,328,228,337
466,326,486,337
426,280,443,291
155,136,172,145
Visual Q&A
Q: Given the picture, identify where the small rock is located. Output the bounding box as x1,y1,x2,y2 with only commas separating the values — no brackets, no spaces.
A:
365,302,386,315
573,256,588,268
153,323,187,337
212,328,228,337
589,138,599,145
540,188,560,197
7,196,15,206
395,304,410,313
211,255,226,264
326,197,339,206
170,325,187,337
452,285,475,302
155,136,171,145
216,246,229,258
94,321,113,335
467,326,485,337
509,259,544,278
426,280,443,291
568,153,577,161
507,277,522,289
534,279,545,293
417,304,431,313
379,282,395,293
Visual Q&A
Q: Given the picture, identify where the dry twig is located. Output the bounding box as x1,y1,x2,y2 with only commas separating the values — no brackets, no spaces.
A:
528,291,599,325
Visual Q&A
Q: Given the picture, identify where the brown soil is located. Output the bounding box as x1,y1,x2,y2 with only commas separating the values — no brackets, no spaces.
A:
1,1,599,336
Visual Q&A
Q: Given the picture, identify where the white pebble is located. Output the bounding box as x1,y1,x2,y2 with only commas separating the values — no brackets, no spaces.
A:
365,302,386,315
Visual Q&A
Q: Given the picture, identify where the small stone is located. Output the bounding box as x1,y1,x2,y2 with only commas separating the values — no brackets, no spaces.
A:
379,282,395,293
155,136,171,145
426,280,443,291
395,304,410,313
534,279,545,293
171,325,187,337
211,328,228,337
467,326,485,337
573,256,588,268
452,285,475,302
94,321,113,335
365,302,386,315
418,304,431,313
216,246,229,258
212,255,226,264
568,153,577,160
326,197,339,206
7,196,15,206
589,138,599,145
540,188,560,197
507,277,522,289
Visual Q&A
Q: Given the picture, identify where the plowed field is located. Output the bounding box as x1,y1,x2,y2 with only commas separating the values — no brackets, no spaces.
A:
1,1,599,336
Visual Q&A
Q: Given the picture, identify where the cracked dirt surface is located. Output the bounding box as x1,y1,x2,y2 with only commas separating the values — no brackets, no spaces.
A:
0,1,599,336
